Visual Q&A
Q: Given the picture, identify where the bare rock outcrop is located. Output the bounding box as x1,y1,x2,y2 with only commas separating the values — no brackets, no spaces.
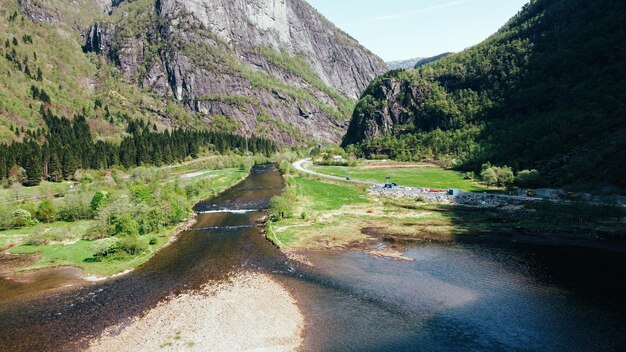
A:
84,0,387,144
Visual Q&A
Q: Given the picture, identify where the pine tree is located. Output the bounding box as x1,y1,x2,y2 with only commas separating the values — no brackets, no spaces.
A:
22,145,43,187
62,151,78,180
48,152,62,182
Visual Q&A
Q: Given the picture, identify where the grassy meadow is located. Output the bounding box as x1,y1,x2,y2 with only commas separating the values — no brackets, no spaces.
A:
310,163,487,191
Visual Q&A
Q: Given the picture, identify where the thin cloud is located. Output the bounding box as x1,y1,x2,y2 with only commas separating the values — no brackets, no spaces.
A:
341,0,475,27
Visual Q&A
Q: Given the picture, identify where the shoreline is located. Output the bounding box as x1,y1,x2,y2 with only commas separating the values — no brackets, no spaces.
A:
87,273,304,352
0,171,248,289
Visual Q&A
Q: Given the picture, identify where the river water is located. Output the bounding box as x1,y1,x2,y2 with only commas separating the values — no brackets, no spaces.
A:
0,165,625,351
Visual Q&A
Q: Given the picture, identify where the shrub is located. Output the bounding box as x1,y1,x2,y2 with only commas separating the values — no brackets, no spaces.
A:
84,220,113,240
59,193,93,221
480,167,498,186
269,190,297,221
12,209,36,228
480,163,514,187
113,213,140,237
117,236,147,256
90,191,107,211
35,199,57,223
0,206,14,230
91,240,117,261
515,169,543,188
25,233,49,246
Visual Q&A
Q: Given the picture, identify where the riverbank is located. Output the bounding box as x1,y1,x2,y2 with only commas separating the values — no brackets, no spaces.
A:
267,167,626,260
87,273,304,351
0,159,252,284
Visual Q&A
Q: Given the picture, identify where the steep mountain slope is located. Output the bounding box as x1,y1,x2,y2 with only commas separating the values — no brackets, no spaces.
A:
83,0,386,144
0,0,194,144
343,0,626,190
1,0,386,146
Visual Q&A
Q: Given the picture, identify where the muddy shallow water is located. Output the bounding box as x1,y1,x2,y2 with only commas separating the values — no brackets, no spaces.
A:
1,164,626,351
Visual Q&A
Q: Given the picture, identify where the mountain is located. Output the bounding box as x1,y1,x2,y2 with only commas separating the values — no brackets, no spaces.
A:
386,53,452,71
343,0,626,190
387,58,424,70
0,0,386,145
84,0,386,144
413,53,452,68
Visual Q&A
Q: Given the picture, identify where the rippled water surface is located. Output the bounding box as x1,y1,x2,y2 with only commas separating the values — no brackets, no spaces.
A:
1,165,625,351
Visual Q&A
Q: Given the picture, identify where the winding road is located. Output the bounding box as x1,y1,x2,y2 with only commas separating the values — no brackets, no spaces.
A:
292,159,378,185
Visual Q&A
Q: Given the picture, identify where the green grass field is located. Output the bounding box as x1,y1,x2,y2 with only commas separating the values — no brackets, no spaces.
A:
292,177,369,211
310,164,487,192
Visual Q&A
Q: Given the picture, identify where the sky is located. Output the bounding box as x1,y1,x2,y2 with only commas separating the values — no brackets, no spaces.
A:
306,0,529,62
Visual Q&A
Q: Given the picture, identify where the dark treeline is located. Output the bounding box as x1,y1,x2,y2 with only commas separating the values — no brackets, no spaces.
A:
0,110,277,186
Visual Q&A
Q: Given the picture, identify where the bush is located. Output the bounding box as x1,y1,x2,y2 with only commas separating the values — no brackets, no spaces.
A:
113,213,140,237
515,169,543,188
90,191,107,212
91,240,117,261
269,190,297,221
25,232,49,246
0,206,13,230
12,209,36,228
35,199,57,223
480,163,514,187
59,193,93,221
117,236,147,256
84,220,113,240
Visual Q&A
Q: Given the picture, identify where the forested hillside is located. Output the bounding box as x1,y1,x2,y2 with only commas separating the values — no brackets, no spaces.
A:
343,0,626,191
0,110,275,186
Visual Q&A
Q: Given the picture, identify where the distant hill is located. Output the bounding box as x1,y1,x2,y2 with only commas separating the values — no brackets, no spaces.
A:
343,0,626,191
386,53,452,70
387,58,424,70
413,53,453,68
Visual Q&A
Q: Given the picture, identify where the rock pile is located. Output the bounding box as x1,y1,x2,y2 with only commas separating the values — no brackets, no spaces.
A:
369,185,529,208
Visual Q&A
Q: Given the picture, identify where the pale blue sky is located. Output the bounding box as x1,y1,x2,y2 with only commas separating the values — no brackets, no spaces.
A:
306,0,529,61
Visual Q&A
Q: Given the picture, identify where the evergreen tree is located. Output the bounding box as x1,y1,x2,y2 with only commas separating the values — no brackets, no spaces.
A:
62,151,78,180
22,143,43,186
48,152,62,182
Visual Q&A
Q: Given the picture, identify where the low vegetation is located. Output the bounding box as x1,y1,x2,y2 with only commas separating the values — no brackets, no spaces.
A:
267,161,625,251
0,156,260,277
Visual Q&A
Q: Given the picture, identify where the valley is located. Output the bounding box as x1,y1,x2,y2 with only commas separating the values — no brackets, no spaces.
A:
1,0,625,350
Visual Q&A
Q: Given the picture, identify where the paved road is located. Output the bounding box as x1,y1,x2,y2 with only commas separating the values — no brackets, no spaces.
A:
292,159,378,185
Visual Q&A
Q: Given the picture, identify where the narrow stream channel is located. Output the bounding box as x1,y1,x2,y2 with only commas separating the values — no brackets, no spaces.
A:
1,164,625,351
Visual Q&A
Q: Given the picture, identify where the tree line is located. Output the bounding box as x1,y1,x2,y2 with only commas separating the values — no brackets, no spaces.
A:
0,110,277,187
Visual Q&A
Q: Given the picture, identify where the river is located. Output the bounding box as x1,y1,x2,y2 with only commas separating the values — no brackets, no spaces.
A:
0,164,625,351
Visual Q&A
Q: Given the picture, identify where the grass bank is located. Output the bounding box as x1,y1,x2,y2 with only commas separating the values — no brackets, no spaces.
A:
0,156,254,278
309,162,487,191
267,166,626,254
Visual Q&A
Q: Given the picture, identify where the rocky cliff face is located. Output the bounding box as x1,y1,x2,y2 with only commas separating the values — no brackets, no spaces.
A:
84,0,386,144
343,75,426,146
